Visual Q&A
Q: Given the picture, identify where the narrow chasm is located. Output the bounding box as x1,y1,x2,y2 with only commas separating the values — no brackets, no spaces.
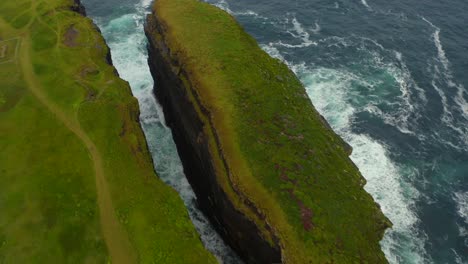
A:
81,0,242,263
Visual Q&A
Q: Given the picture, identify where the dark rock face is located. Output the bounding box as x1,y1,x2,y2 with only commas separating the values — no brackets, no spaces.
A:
145,15,282,264
72,0,87,16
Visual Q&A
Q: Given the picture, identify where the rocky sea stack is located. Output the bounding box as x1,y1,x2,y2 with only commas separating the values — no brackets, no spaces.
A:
145,0,392,263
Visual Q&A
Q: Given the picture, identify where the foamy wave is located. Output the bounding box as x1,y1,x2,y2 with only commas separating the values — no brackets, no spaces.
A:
206,0,269,23
431,78,453,124
454,191,468,225
372,42,432,135
209,0,233,14
424,17,468,121
452,249,465,264
311,21,321,34
422,18,449,71
288,17,318,47
307,69,427,263
235,10,268,20
283,34,424,136
394,51,427,103
261,43,429,262
423,17,468,149
208,2,318,48
273,40,317,48
454,190,468,259
361,0,372,10
260,43,285,61
319,36,426,133
454,85,468,121
140,0,152,9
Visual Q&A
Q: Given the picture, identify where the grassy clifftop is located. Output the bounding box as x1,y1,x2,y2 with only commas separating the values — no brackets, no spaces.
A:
147,0,391,262
0,0,216,263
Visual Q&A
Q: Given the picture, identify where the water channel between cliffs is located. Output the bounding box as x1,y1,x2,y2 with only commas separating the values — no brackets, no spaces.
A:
82,0,242,262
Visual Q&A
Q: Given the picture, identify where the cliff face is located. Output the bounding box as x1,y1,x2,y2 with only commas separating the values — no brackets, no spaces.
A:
145,15,282,264
72,0,87,16
145,0,391,263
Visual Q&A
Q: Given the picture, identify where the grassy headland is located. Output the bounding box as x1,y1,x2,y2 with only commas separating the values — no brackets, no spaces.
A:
146,0,392,262
0,0,216,263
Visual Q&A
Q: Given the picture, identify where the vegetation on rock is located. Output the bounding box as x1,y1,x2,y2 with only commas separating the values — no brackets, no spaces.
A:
146,0,392,262
0,0,216,263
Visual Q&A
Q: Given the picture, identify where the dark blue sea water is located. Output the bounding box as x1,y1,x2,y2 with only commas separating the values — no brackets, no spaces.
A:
82,0,468,263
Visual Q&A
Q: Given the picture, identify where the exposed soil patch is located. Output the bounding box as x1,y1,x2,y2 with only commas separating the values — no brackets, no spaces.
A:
80,66,99,78
0,45,7,58
0,39,20,62
0,84,26,112
276,163,315,231
64,25,79,47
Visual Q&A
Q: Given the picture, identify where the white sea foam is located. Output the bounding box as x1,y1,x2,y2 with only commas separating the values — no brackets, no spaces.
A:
310,21,321,34
209,1,317,48
140,0,152,9
211,0,233,14
260,43,285,61
431,78,453,124
452,249,465,264
454,192,468,225
261,43,429,262
265,16,318,48
361,0,371,9
305,68,427,263
289,17,317,46
456,92,468,120
454,191,468,256
273,40,317,48
281,34,425,137
95,1,242,262
433,29,450,71
423,17,468,149
235,10,268,20
358,48,424,135
424,17,468,121
394,51,427,103
207,0,269,22
422,18,449,71
318,36,426,135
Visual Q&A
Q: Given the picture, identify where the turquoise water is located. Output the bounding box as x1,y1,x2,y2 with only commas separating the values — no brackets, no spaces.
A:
83,0,468,263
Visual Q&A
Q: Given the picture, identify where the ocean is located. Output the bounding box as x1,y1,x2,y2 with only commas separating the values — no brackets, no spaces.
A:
81,0,468,263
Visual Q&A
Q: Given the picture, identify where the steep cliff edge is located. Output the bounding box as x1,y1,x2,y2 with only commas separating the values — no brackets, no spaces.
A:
0,0,216,262
145,0,392,263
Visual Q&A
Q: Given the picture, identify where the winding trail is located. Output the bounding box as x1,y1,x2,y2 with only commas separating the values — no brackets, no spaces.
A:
19,33,136,264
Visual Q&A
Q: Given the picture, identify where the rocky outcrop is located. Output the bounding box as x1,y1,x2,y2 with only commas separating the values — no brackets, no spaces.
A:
71,0,86,16
70,0,115,68
145,0,391,263
145,15,281,264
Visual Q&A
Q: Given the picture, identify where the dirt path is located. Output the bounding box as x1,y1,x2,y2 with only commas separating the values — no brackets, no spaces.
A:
19,34,136,264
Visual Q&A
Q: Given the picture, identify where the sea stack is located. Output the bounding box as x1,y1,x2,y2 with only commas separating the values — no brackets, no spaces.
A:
145,0,391,263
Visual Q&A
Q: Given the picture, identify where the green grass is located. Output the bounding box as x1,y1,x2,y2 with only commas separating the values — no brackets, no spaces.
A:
0,0,216,263
148,0,392,263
